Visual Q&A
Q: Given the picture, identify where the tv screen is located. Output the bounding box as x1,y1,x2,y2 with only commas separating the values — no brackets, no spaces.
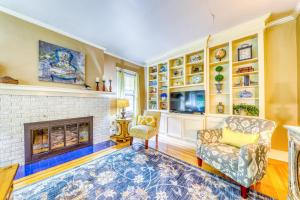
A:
170,90,205,114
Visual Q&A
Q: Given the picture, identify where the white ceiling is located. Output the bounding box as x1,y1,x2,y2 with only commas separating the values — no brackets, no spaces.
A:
0,0,298,65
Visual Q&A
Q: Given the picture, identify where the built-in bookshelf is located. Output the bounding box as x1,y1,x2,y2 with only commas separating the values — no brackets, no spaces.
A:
148,65,158,110
157,62,169,110
185,50,205,86
169,57,184,88
231,34,260,116
146,32,264,117
208,43,231,115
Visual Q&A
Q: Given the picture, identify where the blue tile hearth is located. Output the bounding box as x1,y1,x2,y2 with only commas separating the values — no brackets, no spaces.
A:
15,140,116,180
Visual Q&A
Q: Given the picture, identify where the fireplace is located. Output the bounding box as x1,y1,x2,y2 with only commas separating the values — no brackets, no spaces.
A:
285,125,300,199
24,117,93,164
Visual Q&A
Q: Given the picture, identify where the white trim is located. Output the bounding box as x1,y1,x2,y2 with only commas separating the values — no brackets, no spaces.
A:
266,15,296,28
296,1,300,13
0,5,144,67
158,134,196,148
0,5,105,51
105,51,144,67
0,83,116,98
269,149,288,162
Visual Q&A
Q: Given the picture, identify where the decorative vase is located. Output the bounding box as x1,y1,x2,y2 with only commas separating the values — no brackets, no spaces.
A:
215,83,223,93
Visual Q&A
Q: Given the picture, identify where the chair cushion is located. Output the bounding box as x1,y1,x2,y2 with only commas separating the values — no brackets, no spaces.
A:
137,115,156,127
129,125,156,139
220,128,260,148
199,143,240,179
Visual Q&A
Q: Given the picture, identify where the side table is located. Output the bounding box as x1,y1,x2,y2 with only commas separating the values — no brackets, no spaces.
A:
111,118,132,142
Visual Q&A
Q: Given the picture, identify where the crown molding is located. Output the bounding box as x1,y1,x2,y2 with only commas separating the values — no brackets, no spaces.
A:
0,5,106,51
266,15,297,28
0,4,145,67
104,51,145,67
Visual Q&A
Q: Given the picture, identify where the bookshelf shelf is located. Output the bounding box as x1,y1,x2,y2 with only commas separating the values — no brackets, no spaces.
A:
146,32,264,117
232,58,258,66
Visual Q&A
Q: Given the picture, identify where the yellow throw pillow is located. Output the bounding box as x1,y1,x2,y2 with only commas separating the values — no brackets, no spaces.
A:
219,128,260,148
137,115,156,127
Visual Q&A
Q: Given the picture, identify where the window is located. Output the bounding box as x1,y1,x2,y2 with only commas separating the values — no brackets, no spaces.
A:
117,69,137,117
124,72,136,116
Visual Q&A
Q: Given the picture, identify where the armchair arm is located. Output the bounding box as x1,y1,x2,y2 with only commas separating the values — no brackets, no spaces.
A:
237,143,269,187
196,128,222,147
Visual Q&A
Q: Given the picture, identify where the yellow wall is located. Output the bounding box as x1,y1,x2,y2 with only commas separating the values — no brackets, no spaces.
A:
0,11,105,89
104,54,146,113
265,19,299,151
0,11,145,111
297,16,300,125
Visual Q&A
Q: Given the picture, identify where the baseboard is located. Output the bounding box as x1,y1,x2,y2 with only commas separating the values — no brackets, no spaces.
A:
158,134,288,162
157,134,196,149
269,149,288,162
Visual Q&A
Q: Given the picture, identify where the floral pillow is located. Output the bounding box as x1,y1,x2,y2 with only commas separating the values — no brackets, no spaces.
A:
137,115,156,127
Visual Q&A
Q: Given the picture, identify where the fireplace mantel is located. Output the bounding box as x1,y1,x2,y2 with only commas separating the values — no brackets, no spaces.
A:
0,83,116,98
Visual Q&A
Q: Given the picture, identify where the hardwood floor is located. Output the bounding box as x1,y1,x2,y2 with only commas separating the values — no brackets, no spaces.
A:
144,139,288,200
14,139,288,200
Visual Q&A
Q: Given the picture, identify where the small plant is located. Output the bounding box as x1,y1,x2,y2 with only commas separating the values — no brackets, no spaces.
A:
215,66,224,93
215,74,224,82
233,103,259,116
215,65,223,72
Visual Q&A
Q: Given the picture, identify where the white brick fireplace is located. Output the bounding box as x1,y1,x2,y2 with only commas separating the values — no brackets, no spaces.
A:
0,84,116,167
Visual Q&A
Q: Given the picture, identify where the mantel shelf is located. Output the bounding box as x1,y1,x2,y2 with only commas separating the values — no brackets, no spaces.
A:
0,84,116,98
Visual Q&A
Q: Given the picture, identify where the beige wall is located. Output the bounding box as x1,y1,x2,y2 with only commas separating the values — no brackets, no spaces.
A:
0,11,106,89
265,19,299,151
297,16,300,125
104,54,146,113
0,11,145,113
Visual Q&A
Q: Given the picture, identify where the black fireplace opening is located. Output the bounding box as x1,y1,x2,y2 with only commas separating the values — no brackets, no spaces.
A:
24,116,93,164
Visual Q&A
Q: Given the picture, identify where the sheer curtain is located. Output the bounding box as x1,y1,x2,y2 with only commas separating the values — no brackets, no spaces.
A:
116,68,140,117
134,73,141,116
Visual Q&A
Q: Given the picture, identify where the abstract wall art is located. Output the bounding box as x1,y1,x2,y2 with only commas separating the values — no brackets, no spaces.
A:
38,41,85,84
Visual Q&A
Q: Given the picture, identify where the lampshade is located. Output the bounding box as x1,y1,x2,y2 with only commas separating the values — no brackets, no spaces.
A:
117,98,129,108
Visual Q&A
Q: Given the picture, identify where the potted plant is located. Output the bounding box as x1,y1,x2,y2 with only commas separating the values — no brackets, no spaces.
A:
215,66,224,93
233,103,259,116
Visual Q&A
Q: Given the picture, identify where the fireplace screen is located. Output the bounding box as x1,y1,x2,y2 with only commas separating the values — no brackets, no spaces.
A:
24,117,93,163
32,128,49,155
66,123,78,146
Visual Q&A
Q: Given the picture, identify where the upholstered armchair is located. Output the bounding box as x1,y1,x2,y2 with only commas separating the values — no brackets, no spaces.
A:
129,111,161,149
196,116,276,198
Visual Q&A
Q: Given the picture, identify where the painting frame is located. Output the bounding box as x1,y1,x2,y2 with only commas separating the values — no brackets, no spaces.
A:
38,40,85,85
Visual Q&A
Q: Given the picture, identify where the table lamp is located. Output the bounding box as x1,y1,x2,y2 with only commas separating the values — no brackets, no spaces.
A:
117,98,129,119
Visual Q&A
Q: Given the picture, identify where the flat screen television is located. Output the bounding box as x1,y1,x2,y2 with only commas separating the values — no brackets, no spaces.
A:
170,90,205,114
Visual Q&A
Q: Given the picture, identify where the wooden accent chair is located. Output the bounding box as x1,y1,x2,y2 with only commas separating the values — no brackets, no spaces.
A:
196,116,276,198
129,111,161,149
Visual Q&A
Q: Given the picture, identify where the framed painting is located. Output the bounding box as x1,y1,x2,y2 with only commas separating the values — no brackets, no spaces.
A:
38,40,85,85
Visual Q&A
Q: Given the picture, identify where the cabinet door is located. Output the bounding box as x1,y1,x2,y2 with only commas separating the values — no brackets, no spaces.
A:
159,114,167,134
167,116,182,138
206,116,226,129
182,117,205,142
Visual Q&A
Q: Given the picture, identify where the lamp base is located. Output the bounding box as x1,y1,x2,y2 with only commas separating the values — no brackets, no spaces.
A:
121,108,126,119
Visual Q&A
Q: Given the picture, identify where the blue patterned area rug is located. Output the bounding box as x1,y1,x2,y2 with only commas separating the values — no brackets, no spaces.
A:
13,144,273,200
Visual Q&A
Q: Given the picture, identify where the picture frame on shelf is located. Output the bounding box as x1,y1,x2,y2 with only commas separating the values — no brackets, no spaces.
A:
238,44,252,61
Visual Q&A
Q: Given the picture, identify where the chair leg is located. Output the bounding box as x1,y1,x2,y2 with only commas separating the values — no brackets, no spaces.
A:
145,140,148,149
129,137,133,145
155,135,158,145
197,157,202,167
241,185,249,199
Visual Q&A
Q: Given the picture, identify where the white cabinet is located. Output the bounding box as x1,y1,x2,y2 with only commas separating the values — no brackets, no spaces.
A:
167,116,182,138
159,113,167,134
159,112,205,144
205,115,227,129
